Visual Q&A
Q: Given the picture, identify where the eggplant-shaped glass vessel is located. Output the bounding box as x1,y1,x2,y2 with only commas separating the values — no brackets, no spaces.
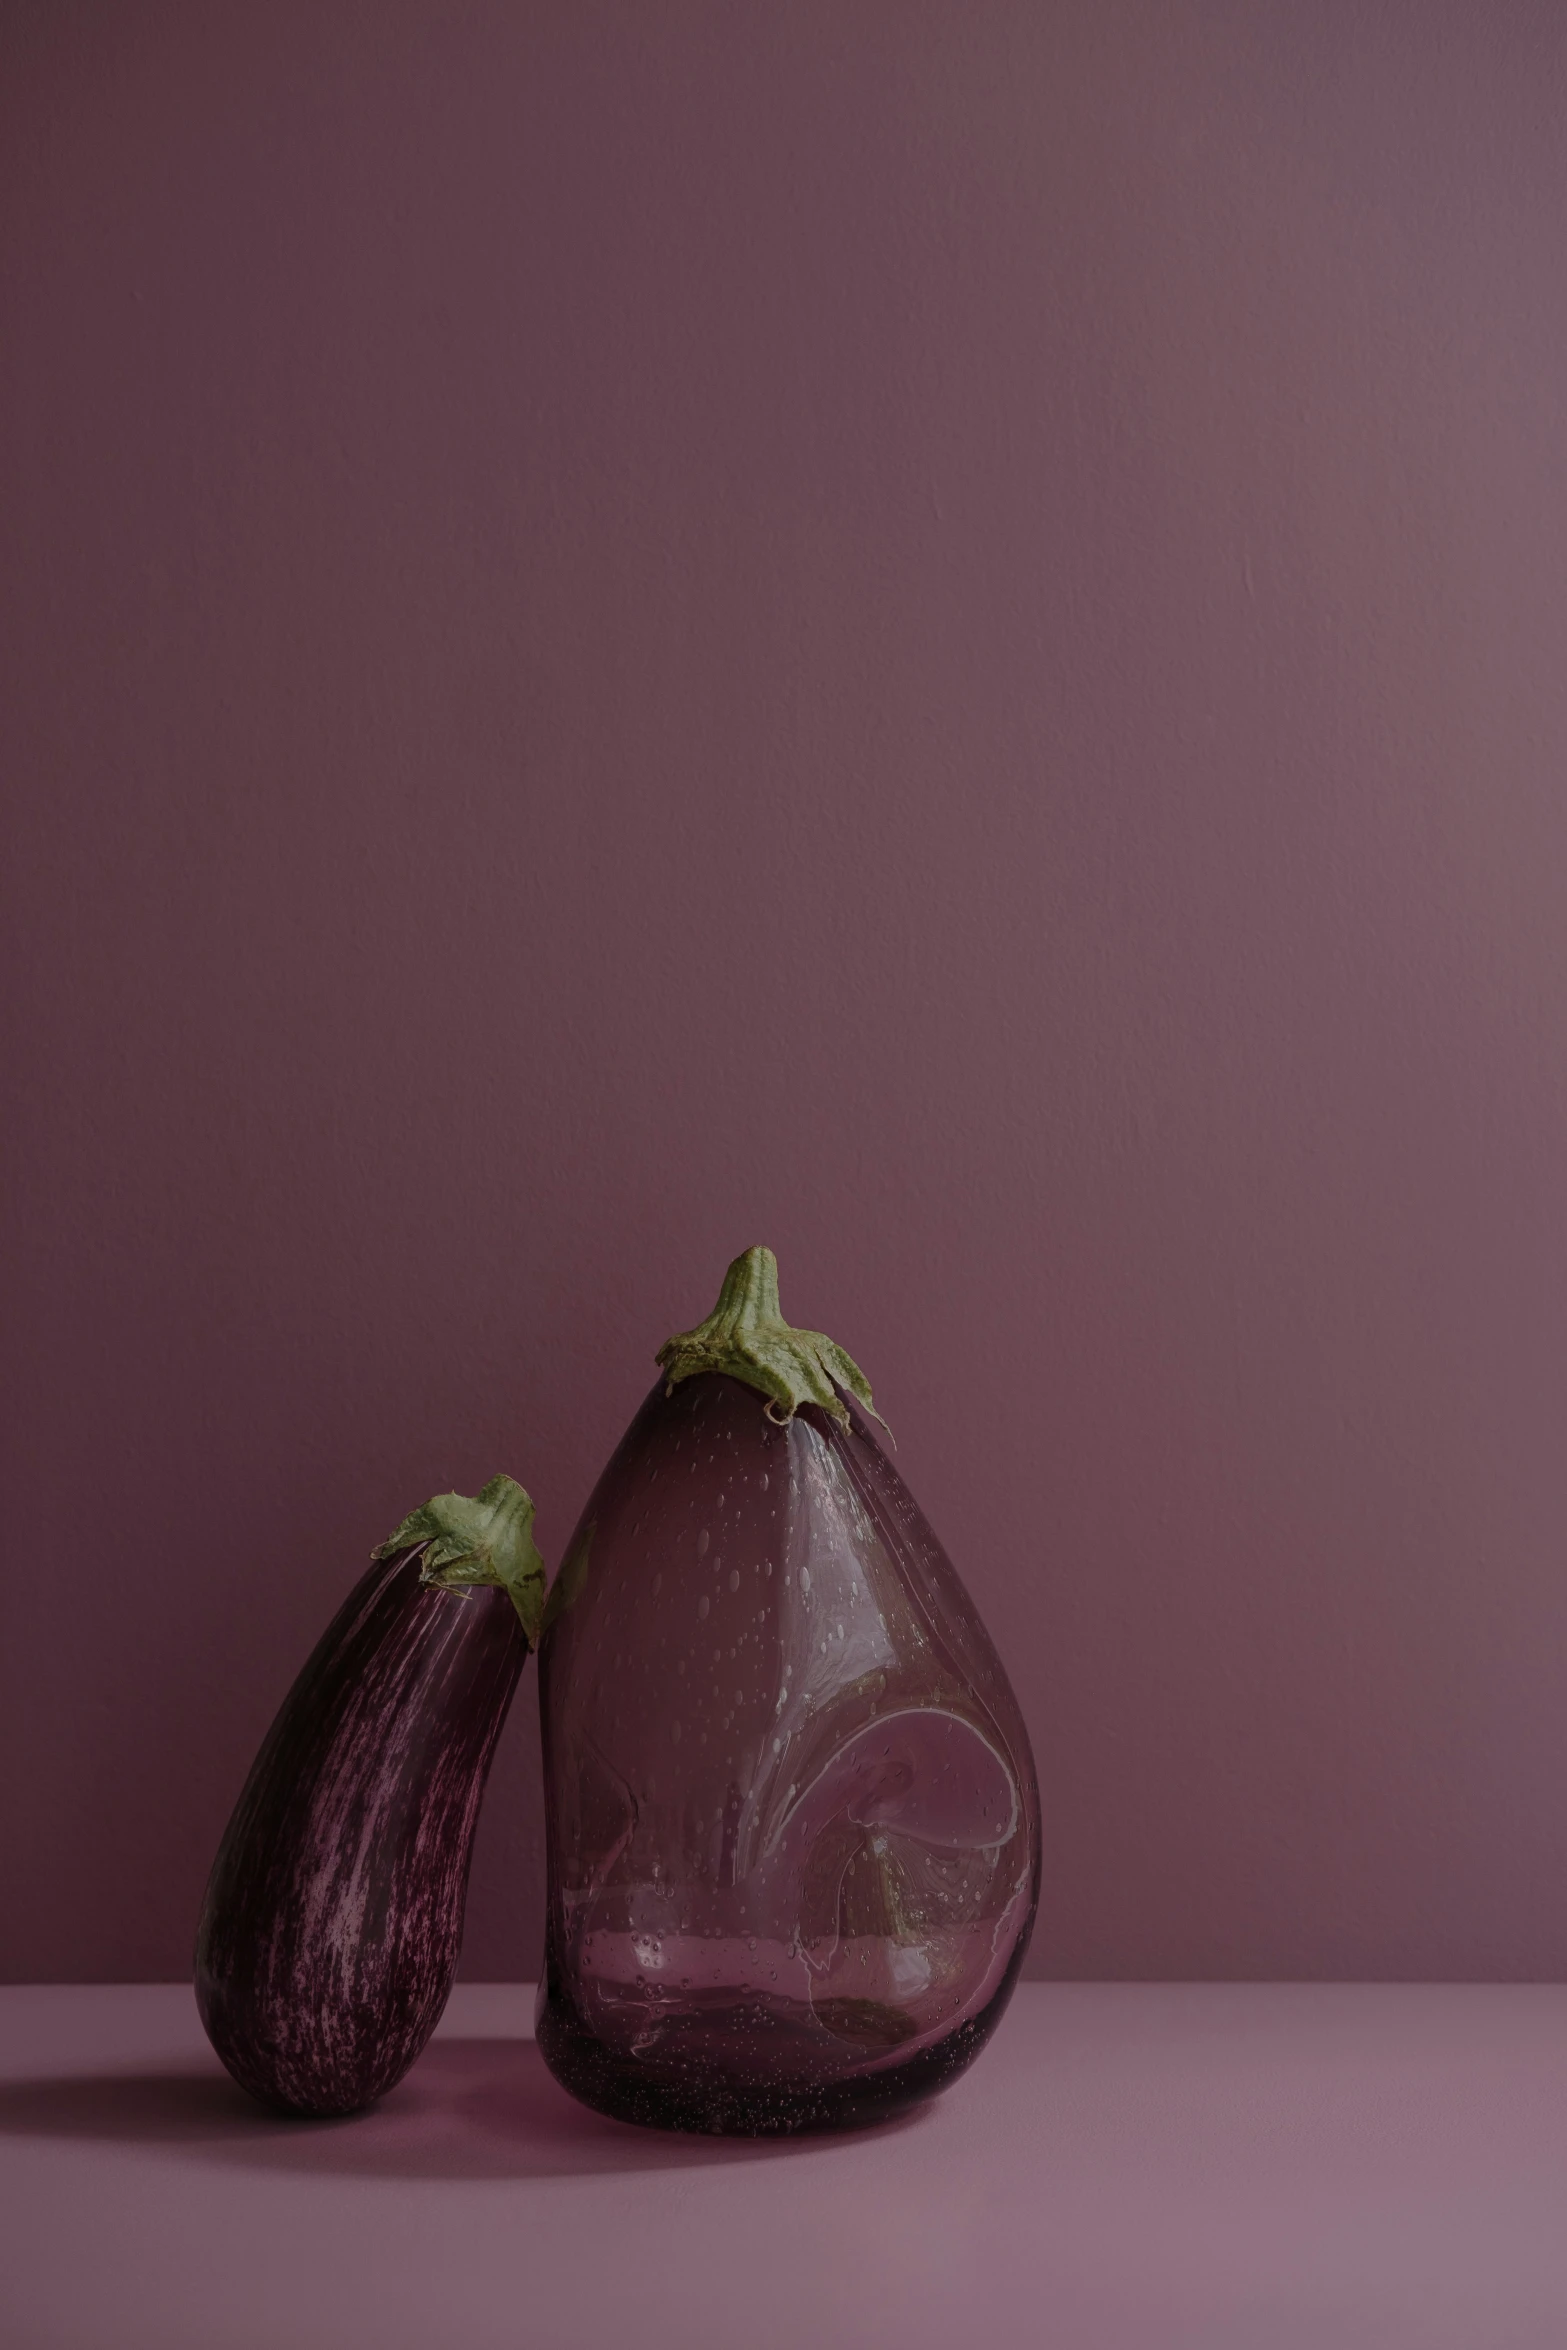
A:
195,1477,545,2117
532,1250,1040,2134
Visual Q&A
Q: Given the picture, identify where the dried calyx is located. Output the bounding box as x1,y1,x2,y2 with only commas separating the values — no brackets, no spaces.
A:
375,1475,548,1645
655,1245,885,1433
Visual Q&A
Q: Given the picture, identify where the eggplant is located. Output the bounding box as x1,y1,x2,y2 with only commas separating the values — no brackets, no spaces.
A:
527,1248,1041,2135
195,1477,546,2116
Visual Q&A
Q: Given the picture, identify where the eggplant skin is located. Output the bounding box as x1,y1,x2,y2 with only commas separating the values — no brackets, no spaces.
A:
195,1548,525,2117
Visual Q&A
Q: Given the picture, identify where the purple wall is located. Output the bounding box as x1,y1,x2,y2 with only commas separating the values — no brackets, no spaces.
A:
5,1,1567,1984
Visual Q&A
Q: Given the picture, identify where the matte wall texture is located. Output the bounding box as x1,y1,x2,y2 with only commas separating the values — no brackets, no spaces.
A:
5,1,1567,1983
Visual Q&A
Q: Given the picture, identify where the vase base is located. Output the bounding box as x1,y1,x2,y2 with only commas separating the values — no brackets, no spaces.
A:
534,1959,1024,2136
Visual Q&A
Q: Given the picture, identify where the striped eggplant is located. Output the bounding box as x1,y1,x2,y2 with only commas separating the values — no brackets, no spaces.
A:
195,1476,546,2116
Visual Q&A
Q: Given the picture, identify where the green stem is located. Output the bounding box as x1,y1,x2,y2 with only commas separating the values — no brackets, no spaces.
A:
374,1474,548,1645
655,1246,884,1432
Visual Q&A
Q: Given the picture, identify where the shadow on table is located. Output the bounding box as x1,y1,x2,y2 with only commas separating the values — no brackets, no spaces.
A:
0,2038,929,2181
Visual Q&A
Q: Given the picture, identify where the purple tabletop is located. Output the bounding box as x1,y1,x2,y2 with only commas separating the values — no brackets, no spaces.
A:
3,1982,1566,2348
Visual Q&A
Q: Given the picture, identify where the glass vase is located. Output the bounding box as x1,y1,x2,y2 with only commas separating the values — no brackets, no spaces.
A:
536,1367,1039,2134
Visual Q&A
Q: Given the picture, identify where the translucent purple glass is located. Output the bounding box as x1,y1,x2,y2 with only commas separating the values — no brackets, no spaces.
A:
536,1373,1040,2133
